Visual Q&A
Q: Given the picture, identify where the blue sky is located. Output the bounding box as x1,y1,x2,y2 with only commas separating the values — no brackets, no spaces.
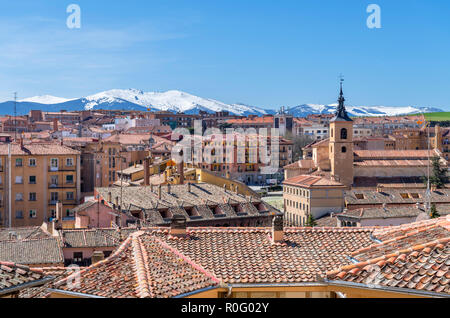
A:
0,0,449,110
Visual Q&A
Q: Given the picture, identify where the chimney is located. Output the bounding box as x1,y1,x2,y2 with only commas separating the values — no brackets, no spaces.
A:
91,251,105,264
167,183,171,194
271,215,284,244
144,157,150,186
158,184,162,199
170,214,187,237
224,184,227,193
53,118,58,132
416,202,421,209
56,201,63,223
150,183,154,192
107,192,112,203
235,186,239,194
115,196,119,209
19,136,24,149
177,150,184,184
188,182,191,193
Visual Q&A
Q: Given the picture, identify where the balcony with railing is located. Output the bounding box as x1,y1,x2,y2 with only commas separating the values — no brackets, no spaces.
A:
48,181,76,189
48,165,76,172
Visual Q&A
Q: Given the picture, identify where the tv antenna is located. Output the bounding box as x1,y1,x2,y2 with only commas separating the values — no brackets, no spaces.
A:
13,92,17,141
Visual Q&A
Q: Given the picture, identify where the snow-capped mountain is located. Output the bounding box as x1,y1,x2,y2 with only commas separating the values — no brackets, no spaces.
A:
0,88,444,117
19,95,75,104
288,103,443,118
81,89,271,116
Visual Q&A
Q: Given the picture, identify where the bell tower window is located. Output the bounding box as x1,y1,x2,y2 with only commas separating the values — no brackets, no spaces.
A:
342,146,347,153
340,128,348,140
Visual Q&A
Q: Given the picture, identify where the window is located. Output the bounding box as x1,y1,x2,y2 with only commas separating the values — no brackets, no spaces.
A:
66,175,74,184
66,192,74,200
0,176,2,184
15,176,23,184
73,252,83,263
51,192,58,202
29,210,37,218
15,158,23,167
29,176,36,184
15,210,23,219
29,192,37,201
355,193,365,200
50,175,58,186
15,193,23,201
50,209,56,218
29,158,37,167
340,128,348,140
50,158,58,168
66,158,74,166
341,146,347,153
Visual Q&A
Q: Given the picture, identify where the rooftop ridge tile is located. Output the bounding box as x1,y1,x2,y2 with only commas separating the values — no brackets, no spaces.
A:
328,237,449,277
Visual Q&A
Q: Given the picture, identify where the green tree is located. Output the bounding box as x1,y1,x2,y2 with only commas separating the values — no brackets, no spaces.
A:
305,214,317,227
430,203,440,219
424,156,448,189
284,132,315,161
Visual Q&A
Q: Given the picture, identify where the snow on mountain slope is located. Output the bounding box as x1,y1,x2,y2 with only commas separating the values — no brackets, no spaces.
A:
288,103,443,118
19,95,75,104
82,89,269,115
7,89,444,117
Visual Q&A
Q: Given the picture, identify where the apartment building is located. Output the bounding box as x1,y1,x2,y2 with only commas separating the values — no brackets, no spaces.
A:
191,133,293,185
0,141,81,228
283,175,346,226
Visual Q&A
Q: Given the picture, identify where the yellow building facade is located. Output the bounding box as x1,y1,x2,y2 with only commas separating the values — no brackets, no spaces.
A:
0,143,80,228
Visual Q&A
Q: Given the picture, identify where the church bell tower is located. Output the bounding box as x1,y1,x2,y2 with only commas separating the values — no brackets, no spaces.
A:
329,80,354,187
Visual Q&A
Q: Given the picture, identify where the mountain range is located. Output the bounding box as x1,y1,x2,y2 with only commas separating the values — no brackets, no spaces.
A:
0,89,443,117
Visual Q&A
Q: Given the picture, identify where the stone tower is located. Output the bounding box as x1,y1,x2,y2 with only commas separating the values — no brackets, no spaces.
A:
329,81,354,187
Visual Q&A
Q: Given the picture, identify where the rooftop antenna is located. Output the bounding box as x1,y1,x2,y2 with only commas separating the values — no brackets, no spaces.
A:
13,92,17,141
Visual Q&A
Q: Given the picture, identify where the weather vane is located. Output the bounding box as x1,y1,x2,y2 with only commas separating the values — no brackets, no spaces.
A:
338,73,344,83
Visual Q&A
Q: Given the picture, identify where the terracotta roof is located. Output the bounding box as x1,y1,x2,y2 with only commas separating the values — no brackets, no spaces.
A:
0,226,50,241
0,261,52,296
69,200,98,215
50,226,375,297
53,232,221,298
154,226,373,285
373,216,450,242
327,217,450,296
283,160,315,170
0,143,80,156
283,175,345,188
227,117,274,125
345,189,450,206
354,150,437,160
18,267,80,298
340,205,450,220
103,133,153,145
96,183,264,212
0,237,64,266
354,159,431,167
60,228,137,249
